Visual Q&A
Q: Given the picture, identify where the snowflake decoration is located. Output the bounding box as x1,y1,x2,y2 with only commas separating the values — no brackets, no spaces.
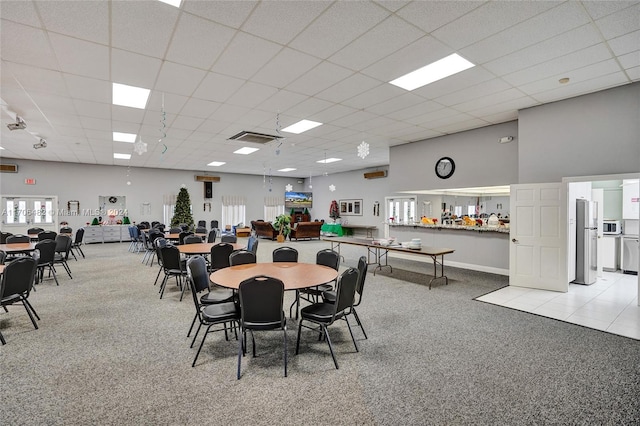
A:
357,141,370,159
133,139,148,155
285,184,293,192
329,184,336,192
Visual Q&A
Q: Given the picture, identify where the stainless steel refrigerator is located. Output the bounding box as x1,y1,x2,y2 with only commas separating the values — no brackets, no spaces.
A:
575,199,598,285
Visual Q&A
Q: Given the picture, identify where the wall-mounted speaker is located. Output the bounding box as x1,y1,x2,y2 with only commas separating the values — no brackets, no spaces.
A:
204,181,213,199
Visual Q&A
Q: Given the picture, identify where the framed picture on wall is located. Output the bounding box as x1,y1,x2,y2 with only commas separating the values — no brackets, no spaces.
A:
339,199,363,216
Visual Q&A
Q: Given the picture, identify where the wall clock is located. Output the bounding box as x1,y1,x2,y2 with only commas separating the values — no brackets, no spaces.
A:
435,157,455,179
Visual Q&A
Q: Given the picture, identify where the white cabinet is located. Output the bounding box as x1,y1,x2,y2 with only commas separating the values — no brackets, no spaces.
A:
622,179,639,220
83,226,103,244
601,235,620,271
83,225,127,244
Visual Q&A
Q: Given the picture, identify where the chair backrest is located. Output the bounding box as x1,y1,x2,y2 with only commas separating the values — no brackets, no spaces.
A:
27,227,44,235
229,250,256,266
31,248,40,266
247,237,259,255
154,223,166,233
210,220,219,229
178,231,193,245
0,250,6,265
7,234,30,244
148,229,164,245
1,256,37,298
197,220,207,228
154,238,167,267
195,226,207,234
210,243,234,271
354,256,368,306
55,235,72,257
220,234,237,243
73,228,85,245
0,232,13,244
159,245,182,270
169,227,182,234
207,229,217,243
333,268,359,317
238,275,285,329
316,249,340,271
35,239,57,263
60,226,73,234
184,234,202,245
38,231,58,241
186,255,210,294
272,246,298,262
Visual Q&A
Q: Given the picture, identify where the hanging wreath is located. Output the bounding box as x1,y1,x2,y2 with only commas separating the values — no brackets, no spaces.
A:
108,196,118,203
67,200,80,213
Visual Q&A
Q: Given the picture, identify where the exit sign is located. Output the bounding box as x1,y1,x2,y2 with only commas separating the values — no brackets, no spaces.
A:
25,178,36,185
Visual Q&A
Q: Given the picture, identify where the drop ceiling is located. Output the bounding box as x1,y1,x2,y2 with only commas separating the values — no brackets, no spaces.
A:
1,0,638,178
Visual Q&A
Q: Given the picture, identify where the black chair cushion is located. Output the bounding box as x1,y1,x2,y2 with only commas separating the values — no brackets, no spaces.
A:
303,283,333,296
321,290,336,303
200,288,234,305
201,302,239,322
300,302,337,323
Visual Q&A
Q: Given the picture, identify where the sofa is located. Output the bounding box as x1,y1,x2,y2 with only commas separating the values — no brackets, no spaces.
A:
289,221,322,241
251,220,278,240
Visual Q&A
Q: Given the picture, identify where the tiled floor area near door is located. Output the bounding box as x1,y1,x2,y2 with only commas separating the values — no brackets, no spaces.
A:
477,272,640,340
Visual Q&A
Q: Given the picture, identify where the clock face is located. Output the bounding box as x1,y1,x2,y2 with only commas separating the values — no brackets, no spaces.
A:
435,157,455,179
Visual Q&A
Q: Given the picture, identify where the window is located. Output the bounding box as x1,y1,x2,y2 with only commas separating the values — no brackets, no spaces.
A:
162,194,176,226
386,196,416,224
2,196,57,226
222,195,246,227
264,196,284,222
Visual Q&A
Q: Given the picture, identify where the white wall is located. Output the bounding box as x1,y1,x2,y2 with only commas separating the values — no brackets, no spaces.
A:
518,82,640,184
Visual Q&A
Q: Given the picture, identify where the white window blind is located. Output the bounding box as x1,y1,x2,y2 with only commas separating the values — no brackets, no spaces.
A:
263,196,284,222
163,194,176,226
221,195,246,227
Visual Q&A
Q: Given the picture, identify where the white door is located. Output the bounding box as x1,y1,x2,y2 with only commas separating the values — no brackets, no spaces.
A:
509,183,568,292
591,188,604,277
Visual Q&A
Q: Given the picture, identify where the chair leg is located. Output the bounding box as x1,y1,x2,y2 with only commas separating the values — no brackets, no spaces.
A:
283,326,288,378
322,325,339,369
154,267,162,286
0,330,5,345
159,275,168,299
237,327,243,379
351,308,368,339
23,298,40,321
344,316,359,352
295,319,303,355
192,324,213,367
49,265,59,286
187,313,198,337
77,246,85,258
21,300,38,330
190,323,203,348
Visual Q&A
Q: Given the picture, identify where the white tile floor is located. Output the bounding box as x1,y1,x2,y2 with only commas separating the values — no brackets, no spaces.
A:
477,271,640,340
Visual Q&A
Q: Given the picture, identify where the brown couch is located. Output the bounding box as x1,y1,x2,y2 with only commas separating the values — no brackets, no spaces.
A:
251,220,278,240
289,221,322,241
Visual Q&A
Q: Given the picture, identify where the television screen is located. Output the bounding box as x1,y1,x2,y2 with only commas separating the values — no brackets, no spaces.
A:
285,191,312,209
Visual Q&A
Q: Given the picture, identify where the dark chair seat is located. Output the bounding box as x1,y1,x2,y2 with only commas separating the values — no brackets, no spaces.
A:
201,288,234,304
299,302,338,322
201,302,239,323
321,290,336,303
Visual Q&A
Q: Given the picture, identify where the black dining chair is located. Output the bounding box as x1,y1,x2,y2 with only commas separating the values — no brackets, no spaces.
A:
272,246,298,263
37,231,57,241
0,256,39,344
229,250,256,266
207,229,217,243
0,232,13,244
186,256,239,368
292,249,340,319
296,267,360,370
158,245,186,300
220,234,237,243
195,226,207,234
6,234,30,244
323,256,369,339
209,243,234,272
178,231,193,245
27,227,44,235
183,234,202,245
237,275,287,379
34,239,59,286
71,228,85,259
53,235,73,279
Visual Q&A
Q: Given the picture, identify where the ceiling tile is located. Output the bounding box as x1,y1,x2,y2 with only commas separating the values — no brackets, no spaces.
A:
49,33,109,80
341,83,403,110
79,116,111,131
413,66,495,100
170,115,204,131
111,1,180,58
210,32,282,80
618,50,640,69
287,62,353,96
111,49,163,89
453,88,526,113
0,21,58,69
435,118,490,134
72,99,111,119
146,92,188,114
112,106,145,125
289,1,389,59
37,0,109,44
385,100,443,121
329,16,424,71
166,13,236,70
192,72,245,103
608,30,640,56
155,62,207,96
531,72,629,103
366,92,426,116
255,90,307,113
315,73,381,104
62,74,111,103
583,1,638,19
241,1,330,44
435,79,512,107
0,1,41,27
180,98,220,119
2,62,67,96
311,104,359,124
396,0,484,33
251,48,321,89
595,3,640,39
182,0,257,29
225,82,279,109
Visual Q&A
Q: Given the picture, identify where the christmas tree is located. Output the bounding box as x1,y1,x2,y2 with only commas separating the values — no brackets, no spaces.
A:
171,186,194,228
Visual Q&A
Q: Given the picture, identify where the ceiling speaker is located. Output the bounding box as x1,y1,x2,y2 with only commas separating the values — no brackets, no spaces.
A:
364,170,387,179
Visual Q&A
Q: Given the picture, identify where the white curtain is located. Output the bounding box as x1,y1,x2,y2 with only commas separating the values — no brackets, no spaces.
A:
264,196,284,222
221,195,246,228
163,194,176,225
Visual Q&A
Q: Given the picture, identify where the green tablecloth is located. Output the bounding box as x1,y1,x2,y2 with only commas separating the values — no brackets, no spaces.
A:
321,223,343,236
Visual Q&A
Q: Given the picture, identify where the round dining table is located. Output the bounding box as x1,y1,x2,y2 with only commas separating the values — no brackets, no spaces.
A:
178,242,242,255
210,262,338,291
0,242,38,254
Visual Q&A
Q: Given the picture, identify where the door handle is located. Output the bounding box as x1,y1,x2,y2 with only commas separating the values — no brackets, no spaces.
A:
511,238,518,243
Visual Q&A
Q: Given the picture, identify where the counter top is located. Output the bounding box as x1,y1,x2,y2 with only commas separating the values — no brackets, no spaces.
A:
388,223,510,234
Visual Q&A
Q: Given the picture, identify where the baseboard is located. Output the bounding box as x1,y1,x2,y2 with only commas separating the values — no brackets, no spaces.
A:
388,252,509,276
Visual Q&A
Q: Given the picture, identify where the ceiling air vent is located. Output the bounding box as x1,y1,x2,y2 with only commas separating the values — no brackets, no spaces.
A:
228,131,281,144
0,164,18,173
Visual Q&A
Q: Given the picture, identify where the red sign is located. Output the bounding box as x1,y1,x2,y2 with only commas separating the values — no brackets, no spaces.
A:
24,178,36,185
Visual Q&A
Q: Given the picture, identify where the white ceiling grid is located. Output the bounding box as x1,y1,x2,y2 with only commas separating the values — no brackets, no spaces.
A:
0,0,638,178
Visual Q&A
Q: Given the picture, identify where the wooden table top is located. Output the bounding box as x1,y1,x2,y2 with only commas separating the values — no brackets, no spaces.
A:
178,242,242,255
210,262,338,291
0,242,38,253
0,264,4,274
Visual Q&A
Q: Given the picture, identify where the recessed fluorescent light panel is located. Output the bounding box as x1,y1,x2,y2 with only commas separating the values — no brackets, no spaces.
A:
113,153,131,160
158,0,182,7
278,168,296,172
112,83,151,109
317,158,342,164
282,119,322,134
0,146,4,150
233,147,259,155
207,161,226,167
389,53,475,91
113,132,137,143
